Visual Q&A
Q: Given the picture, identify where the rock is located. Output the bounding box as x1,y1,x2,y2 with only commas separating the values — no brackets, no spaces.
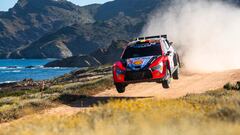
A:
22,78,33,82
25,66,35,69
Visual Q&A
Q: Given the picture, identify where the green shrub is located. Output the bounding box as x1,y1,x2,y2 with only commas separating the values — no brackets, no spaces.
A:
224,82,234,90
236,82,240,90
224,81,240,91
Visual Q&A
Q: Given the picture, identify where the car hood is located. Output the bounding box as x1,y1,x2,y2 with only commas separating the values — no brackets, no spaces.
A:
126,56,156,71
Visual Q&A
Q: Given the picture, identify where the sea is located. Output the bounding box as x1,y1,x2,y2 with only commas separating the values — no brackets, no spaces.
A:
0,59,77,84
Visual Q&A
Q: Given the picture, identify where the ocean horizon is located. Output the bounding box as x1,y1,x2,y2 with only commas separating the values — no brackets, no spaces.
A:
0,59,77,84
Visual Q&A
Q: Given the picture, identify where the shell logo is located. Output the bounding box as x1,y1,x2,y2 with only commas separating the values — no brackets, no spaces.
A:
134,60,143,65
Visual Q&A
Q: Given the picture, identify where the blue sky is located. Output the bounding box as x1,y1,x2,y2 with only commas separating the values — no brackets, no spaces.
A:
0,0,111,11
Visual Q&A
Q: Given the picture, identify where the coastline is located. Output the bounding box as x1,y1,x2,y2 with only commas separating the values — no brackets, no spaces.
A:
0,59,77,84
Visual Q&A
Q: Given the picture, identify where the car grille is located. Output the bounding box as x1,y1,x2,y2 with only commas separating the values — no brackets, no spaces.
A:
125,70,152,81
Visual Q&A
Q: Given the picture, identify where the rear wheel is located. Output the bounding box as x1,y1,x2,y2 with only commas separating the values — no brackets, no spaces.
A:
162,69,171,89
173,67,179,80
115,84,126,93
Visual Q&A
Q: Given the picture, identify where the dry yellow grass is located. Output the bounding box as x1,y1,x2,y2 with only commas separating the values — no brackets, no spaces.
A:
1,89,240,135
0,76,113,123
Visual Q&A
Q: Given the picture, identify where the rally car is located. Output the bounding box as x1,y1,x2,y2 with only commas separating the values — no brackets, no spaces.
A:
112,35,180,93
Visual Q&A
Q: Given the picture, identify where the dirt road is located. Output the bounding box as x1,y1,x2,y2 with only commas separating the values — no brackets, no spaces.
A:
1,69,239,127
96,69,240,98
46,69,240,115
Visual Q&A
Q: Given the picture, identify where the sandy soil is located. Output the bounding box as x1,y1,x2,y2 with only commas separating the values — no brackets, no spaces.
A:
96,69,240,98
46,69,240,114
1,69,240,127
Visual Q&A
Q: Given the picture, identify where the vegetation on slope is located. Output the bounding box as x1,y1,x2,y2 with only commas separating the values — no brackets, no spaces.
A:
0,66,113,123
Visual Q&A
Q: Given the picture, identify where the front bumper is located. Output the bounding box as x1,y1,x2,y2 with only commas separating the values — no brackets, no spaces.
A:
113,69,166,84
116,78,165,85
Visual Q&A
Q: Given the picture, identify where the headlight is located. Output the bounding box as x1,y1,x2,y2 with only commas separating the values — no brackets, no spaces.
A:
151,62,163,73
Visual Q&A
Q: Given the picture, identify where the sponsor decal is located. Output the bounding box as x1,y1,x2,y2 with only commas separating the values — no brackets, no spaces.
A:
127,59,133,64
126,56,154,70
133,60,143,65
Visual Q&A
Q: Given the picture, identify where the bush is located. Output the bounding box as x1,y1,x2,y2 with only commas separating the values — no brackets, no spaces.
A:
224,82,234,90
236,82,240,90
224,81,240,90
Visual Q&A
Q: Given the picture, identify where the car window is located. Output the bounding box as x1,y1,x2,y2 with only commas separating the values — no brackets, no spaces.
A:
122,43,162,59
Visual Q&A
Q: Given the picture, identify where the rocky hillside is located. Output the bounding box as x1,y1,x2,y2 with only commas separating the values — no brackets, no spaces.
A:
1,0,240,59
94,0,169,20
0,0,171,59
44,40,128,67
0,0,99,58
9,16,140,58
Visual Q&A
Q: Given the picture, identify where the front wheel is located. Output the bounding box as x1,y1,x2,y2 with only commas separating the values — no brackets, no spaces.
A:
162,69,171,89
115,84,126,93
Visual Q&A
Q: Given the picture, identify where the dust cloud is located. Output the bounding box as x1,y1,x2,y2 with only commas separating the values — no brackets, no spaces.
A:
142,0,240,72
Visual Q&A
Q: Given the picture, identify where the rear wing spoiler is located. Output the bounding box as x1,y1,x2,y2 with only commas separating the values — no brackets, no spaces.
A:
134,35,167,41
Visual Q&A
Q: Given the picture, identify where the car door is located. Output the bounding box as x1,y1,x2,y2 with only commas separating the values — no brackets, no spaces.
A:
163,40,175,72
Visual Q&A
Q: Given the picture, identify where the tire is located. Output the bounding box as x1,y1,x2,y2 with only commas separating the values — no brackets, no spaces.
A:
177,53,182,68
173,54,178,66
162,69,171,89
173,67,179,80
115,84,126,93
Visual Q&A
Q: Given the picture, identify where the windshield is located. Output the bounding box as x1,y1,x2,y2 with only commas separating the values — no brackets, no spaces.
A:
122,43,162,59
